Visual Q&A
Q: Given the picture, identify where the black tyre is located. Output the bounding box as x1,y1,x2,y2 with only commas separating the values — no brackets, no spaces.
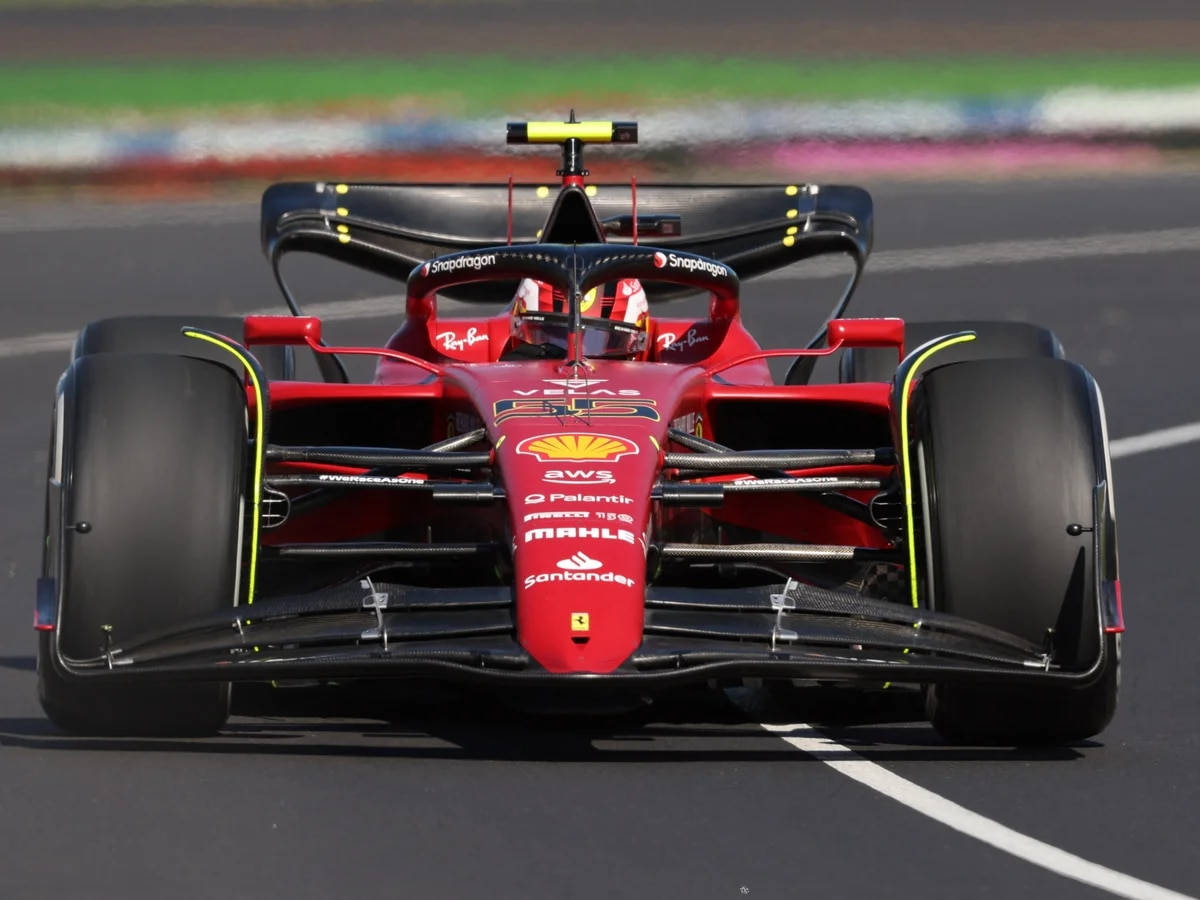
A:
911,357,1119,744
840,320,1063,384
74,315,292,380
39,353,247,735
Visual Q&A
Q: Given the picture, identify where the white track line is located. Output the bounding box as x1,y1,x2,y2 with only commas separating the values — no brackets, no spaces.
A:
1110,422,1200,459
0,294,409,361
762,723,1196,900
3,224,1196,363
763,225,1200,281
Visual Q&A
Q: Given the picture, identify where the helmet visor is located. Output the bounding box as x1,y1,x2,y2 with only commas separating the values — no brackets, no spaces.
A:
515,314,645,359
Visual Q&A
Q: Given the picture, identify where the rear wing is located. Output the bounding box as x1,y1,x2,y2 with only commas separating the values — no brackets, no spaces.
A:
260,181,873,304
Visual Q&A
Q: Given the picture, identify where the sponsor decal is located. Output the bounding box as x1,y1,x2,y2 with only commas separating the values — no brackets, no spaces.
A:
523,510,634,523
523,526,636,545
436,327,488,353
494,398,659,424
524,510,590,522
571,612,590,632
558,550,603,571
524,492,635,505
733,476,842,485
652,251,728,278
512,387,640,397
317,473,424,486
524,570,637,589
657,328,710,353
543,469,615,485
516,433,639,462
421,253,497,277
521,550,637,590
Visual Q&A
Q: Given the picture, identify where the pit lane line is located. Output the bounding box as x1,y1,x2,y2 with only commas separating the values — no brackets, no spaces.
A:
756,724,1195,900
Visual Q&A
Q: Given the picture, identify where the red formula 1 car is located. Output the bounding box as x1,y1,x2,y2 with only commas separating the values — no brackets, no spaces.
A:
37,120,1122,742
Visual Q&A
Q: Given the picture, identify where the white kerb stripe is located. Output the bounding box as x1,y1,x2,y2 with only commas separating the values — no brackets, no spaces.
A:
763,724,1197,900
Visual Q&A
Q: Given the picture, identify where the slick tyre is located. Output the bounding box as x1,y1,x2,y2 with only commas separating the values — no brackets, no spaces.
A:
39,353,247,736
911,358,1119,744
74,315,292,380
839,320,1063,384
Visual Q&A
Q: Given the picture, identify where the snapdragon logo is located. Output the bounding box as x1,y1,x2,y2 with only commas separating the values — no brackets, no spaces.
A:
422,253,498,276
652,251,728,278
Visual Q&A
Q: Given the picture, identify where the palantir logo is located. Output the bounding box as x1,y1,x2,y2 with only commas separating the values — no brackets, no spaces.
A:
556,551,603,572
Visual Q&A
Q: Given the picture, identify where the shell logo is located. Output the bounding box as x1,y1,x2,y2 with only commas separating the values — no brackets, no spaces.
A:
516,432,640,462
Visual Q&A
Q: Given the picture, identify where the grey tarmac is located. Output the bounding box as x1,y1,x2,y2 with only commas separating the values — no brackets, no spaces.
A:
0,174,1197,899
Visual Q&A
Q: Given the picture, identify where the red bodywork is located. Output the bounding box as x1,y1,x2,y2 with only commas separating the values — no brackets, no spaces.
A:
248,291,903,674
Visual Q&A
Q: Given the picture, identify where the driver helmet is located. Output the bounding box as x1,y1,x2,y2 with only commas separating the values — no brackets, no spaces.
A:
510,277,649,358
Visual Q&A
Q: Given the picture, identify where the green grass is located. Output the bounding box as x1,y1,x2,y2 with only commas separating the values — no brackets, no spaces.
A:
3,55,1199,124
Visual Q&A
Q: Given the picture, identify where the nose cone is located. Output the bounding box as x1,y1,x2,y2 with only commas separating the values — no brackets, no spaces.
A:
501,429,655,672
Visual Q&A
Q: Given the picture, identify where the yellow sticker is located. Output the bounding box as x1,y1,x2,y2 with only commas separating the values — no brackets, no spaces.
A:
336,224,349,234
336,206,348,217
536,186,550,198
787,225,798,235
584,185,598,197
580,287,597,312
338,234,351,244
571,612,590,632
785,185,799,196
782,235,795,247
786,208,799,219
335,184,349,195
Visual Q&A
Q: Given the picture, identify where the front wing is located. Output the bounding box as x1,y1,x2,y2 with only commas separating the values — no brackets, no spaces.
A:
43,578,1113,692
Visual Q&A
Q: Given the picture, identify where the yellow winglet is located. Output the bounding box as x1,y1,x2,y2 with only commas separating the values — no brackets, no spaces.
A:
183,329,266,606
898,332,977,609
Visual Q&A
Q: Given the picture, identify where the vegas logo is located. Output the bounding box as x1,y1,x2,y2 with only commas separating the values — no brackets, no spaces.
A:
516,432,639,462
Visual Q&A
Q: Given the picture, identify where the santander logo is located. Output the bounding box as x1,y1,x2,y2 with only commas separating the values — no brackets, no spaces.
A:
557,551,603,571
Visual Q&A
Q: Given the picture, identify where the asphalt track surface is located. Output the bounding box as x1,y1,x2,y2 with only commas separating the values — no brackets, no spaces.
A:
1,173,1199,899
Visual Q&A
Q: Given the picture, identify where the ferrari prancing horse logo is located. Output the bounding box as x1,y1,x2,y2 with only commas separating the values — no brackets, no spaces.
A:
571,612,590,632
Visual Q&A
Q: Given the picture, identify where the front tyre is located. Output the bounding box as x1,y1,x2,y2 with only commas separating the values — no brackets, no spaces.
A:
911,357,1119,744
39,353,247,735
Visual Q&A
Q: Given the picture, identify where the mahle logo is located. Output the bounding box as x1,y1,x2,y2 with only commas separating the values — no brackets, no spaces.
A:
516,433,639,462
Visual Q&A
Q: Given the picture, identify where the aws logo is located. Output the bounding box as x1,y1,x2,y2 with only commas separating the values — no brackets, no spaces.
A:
494,398,659,424
516,433,639,462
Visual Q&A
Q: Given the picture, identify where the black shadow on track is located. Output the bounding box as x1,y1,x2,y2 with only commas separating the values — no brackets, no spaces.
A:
0,685,1090,763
